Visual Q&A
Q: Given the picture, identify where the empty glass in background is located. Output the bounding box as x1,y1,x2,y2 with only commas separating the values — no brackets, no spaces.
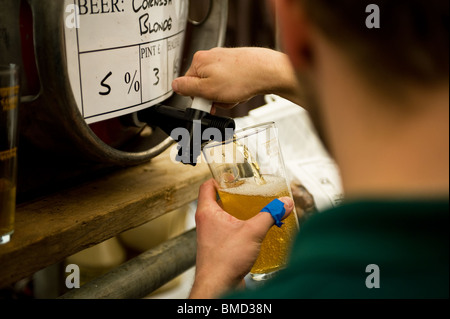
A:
0,64,20,245
202,122,299,281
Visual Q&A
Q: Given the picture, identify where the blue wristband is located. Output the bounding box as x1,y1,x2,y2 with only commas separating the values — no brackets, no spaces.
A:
261,199,286,228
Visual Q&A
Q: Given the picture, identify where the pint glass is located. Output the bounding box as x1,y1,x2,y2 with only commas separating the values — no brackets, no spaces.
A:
202,122,299,280
0,64,20,245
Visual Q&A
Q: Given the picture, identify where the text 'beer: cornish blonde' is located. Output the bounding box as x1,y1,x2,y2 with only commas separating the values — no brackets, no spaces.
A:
218,175,299,278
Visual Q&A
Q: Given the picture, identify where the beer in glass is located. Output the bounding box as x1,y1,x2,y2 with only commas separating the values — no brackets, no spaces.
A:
203,122,299,280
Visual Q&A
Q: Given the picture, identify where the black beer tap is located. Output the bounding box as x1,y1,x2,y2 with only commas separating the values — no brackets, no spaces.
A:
138,98,236,166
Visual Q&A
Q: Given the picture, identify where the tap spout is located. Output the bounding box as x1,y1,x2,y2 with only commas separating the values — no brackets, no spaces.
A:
138,104,235,166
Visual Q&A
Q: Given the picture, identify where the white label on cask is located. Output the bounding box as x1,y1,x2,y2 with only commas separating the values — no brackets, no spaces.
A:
64,0,188,124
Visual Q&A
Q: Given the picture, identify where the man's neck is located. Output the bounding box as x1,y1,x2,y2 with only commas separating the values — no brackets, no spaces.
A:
333,84,448,200
314,38,449,200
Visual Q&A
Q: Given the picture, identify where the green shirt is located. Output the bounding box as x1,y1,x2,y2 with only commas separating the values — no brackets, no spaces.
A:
226,199,449,299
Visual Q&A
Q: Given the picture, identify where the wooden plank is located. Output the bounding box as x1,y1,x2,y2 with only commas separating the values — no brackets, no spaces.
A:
0,150,210,288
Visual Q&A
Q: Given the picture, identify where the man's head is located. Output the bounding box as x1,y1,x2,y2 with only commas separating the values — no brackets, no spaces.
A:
273,0,449,95
272,0,449,197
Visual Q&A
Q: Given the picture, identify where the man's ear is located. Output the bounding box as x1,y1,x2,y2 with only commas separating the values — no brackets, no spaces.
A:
272,0,312,71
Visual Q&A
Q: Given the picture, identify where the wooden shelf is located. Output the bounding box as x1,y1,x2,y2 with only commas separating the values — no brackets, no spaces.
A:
0,150,210,288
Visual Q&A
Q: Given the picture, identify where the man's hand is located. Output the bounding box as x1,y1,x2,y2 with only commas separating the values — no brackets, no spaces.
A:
172,47,303,112
189,179,294,299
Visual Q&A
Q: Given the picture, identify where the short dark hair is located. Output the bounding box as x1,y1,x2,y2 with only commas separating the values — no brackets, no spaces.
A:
302,0,449,90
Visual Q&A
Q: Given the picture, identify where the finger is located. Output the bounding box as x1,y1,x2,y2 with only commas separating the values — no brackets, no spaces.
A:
210,103,239,115
247,197,294,240
277,197,295,221
213,102,239,110
197,179,219,210
184,64,199,77
172,76,203,97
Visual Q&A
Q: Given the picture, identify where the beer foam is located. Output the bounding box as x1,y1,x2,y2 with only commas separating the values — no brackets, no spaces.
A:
220,175,288,197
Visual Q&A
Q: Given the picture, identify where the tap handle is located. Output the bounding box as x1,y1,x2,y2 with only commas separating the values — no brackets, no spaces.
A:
190,97,213,113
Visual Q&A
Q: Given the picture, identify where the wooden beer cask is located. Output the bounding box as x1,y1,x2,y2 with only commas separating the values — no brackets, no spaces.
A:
7,0,228,199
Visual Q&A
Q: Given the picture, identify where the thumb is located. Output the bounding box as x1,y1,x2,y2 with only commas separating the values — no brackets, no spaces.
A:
248,197,294,240
172,76,204,97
